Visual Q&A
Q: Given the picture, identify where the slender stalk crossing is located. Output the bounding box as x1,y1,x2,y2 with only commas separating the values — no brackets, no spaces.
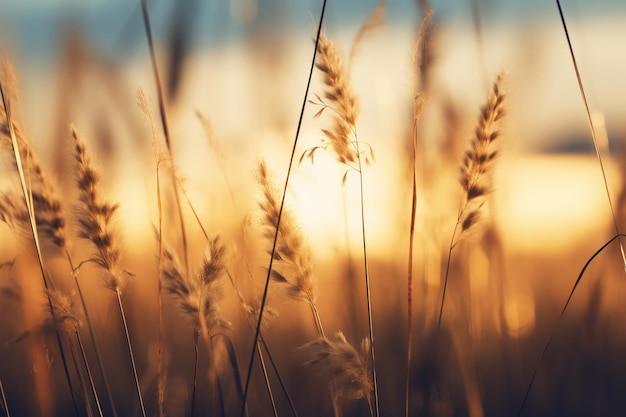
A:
555,0,626,270
239,2,328,415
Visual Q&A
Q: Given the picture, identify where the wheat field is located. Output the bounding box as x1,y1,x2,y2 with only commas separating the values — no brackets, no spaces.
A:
1,1,626,417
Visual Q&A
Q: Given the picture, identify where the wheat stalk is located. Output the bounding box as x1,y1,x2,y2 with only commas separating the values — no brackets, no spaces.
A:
437,70,506,328
137,88,168,417
71,125,146,417
1,66,122,416
1,79,81,416
0,124,120,417
43,288,104,417
306,27,379,417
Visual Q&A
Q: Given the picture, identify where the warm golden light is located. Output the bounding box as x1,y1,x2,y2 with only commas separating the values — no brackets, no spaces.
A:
503,294,536,338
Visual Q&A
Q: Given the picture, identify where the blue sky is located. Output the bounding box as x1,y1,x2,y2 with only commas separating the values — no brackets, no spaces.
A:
2,0,624,62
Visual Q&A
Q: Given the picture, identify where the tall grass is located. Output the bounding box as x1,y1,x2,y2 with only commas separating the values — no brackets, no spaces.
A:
1,2,626,417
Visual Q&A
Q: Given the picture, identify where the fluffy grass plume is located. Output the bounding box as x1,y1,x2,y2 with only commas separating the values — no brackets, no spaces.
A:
438,70,506,328
257,160,316,306
71,125,146,417
300,332,372,406
302,32,361,168
162,236,230,337
72,126,127,293
459,70,506,232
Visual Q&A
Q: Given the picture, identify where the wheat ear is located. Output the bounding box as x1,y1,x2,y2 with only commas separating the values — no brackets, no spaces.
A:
256,161,324,335
438,70,506,328
307,29,379,417
71,126,146,417
1,67,120,416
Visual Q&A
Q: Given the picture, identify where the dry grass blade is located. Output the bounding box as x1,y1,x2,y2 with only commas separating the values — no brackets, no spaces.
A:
227,269,296,417
0,376,9,417
517,233,626,416
438,70,506,329
256,342,279,417
137,87,166,417
140,0,190,285
555,0,626,270
406,9,432,417
240,2,328,415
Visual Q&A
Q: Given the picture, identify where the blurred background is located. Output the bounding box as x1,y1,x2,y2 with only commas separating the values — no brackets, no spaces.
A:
2,1,626,416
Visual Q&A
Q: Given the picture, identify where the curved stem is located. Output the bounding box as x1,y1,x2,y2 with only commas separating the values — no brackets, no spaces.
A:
556,0,626,269
517,233,626,417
